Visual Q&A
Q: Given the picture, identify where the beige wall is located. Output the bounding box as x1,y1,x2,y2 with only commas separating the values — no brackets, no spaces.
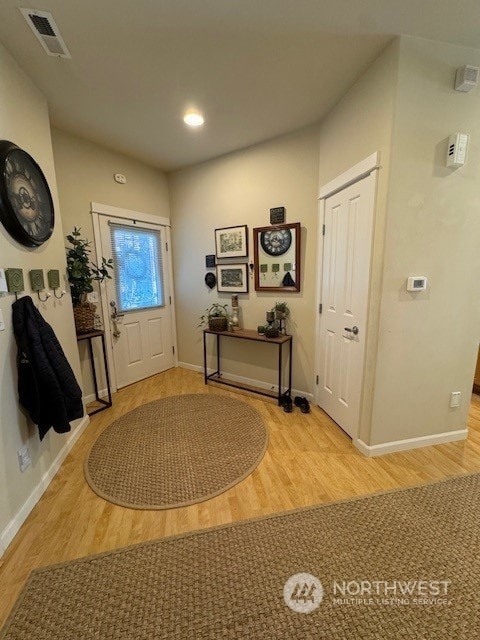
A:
369,37,480,446
52,128,170,242
51,129,170,397
168,125,320,394
317,39,400,443
0,43,83,549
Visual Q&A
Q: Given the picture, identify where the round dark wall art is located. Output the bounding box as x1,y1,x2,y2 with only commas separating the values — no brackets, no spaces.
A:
205,272,217,289
0,140,55,247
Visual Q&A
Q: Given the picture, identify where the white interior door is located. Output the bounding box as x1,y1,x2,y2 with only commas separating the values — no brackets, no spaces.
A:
99,216,175,388
316,172,376,438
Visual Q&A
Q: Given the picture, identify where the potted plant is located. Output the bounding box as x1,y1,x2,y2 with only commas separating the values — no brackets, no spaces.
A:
272,301,290,320
198,303,229,331
66,227,113,334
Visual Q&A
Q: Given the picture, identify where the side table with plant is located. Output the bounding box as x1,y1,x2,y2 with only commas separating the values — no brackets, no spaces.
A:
66,227,113,334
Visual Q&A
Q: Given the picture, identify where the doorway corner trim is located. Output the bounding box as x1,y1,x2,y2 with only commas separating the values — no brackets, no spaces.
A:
318,151,380,201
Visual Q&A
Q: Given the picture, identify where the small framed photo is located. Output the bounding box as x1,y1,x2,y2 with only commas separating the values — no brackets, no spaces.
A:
216,264,249,293
215,225,248,259
205,254,216,268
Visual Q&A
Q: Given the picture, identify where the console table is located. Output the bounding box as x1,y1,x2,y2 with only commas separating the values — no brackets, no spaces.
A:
76,330,112,415
203,328,292,404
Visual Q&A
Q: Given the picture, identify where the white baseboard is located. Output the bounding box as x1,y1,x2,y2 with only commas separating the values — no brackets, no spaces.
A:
83,388,109,405
0,415,90,556
178,361,313,401
354,428,468,457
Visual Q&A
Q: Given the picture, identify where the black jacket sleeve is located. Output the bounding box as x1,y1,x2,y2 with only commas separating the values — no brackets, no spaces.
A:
12,296,84,440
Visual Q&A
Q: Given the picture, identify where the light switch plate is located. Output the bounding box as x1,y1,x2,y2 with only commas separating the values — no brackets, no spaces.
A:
0,268,7,293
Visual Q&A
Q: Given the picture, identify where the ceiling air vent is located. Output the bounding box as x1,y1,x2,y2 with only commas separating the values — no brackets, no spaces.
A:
20,8,71,58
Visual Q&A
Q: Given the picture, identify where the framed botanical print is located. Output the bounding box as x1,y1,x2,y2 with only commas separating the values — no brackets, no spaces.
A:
215,225,248,259
216,264,249,293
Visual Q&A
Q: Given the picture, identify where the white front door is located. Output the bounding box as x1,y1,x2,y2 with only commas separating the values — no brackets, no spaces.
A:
99,215,175,388
316,172,376,438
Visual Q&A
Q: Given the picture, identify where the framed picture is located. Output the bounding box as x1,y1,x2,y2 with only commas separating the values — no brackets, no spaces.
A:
253,222,301,292
216,264,249,293
215,225,248,259
205,254,216,268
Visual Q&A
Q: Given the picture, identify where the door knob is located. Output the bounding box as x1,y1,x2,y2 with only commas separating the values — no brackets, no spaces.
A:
344,326,359,335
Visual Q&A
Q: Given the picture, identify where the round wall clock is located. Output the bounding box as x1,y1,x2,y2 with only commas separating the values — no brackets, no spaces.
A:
0,140,54,247
260,228,292,256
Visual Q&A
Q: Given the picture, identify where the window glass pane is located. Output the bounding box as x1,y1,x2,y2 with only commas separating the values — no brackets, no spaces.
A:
110,225,164,312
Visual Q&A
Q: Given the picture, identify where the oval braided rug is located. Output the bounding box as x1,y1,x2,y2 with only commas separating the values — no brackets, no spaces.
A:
85,394,268,509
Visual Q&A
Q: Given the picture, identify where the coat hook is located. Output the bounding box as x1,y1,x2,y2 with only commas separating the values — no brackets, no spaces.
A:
37,291,51,303
53,288,66,299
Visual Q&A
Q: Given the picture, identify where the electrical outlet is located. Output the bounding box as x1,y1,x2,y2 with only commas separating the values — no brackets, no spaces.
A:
17,445,31,472
86,292,98,303
450,391,461,408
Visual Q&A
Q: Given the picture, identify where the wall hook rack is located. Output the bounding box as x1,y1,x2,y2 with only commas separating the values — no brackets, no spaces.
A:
37,291,51,303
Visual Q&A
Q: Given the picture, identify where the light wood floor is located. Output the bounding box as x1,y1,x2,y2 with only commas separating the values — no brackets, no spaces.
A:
1,367,480,625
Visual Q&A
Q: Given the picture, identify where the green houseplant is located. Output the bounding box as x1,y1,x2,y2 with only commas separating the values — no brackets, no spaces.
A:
66,227,113,333
272,301,290,319
198,303,229,331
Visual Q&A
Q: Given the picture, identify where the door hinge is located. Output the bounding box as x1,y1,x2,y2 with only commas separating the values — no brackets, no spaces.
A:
166,241,169,251
172,345,175,354
169,295,171,305
322,224,325,236
319,303,322,314
316,375,319,385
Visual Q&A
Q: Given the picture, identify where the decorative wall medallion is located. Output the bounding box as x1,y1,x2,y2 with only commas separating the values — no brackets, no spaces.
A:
205,272,216,289
29,269,45,291
47,269,60,289
5,268,24,293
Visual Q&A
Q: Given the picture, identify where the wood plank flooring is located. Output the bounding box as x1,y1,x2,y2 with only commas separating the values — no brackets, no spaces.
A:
1,366,480,626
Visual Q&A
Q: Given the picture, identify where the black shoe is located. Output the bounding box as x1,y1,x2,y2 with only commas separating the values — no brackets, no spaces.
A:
294,396,310,413
280,394,293,413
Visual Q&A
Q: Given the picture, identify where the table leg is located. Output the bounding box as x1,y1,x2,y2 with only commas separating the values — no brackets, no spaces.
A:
288,337,293,395
88,337,100,402
203,331,207,384
278,342,283,404
216,334,220,375
101,333,112,406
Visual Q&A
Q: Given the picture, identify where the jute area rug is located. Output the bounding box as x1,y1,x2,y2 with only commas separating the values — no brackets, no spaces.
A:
2,474,480,639
84,394,268,509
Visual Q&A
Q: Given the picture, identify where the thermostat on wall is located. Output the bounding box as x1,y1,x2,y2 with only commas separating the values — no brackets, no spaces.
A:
446,133,469,167
406,276,427,292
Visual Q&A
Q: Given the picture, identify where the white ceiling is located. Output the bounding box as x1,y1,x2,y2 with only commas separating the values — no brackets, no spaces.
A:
0,1,479,171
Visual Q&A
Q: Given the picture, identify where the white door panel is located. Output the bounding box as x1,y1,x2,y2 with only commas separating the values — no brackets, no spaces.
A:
148,318,164,358
316,172,375,438
99,216,174,388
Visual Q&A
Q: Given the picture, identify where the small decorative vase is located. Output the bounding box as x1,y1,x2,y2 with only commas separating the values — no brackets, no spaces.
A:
231,306,240,331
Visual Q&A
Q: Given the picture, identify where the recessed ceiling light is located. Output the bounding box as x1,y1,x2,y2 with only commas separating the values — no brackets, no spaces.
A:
183,111,204,127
